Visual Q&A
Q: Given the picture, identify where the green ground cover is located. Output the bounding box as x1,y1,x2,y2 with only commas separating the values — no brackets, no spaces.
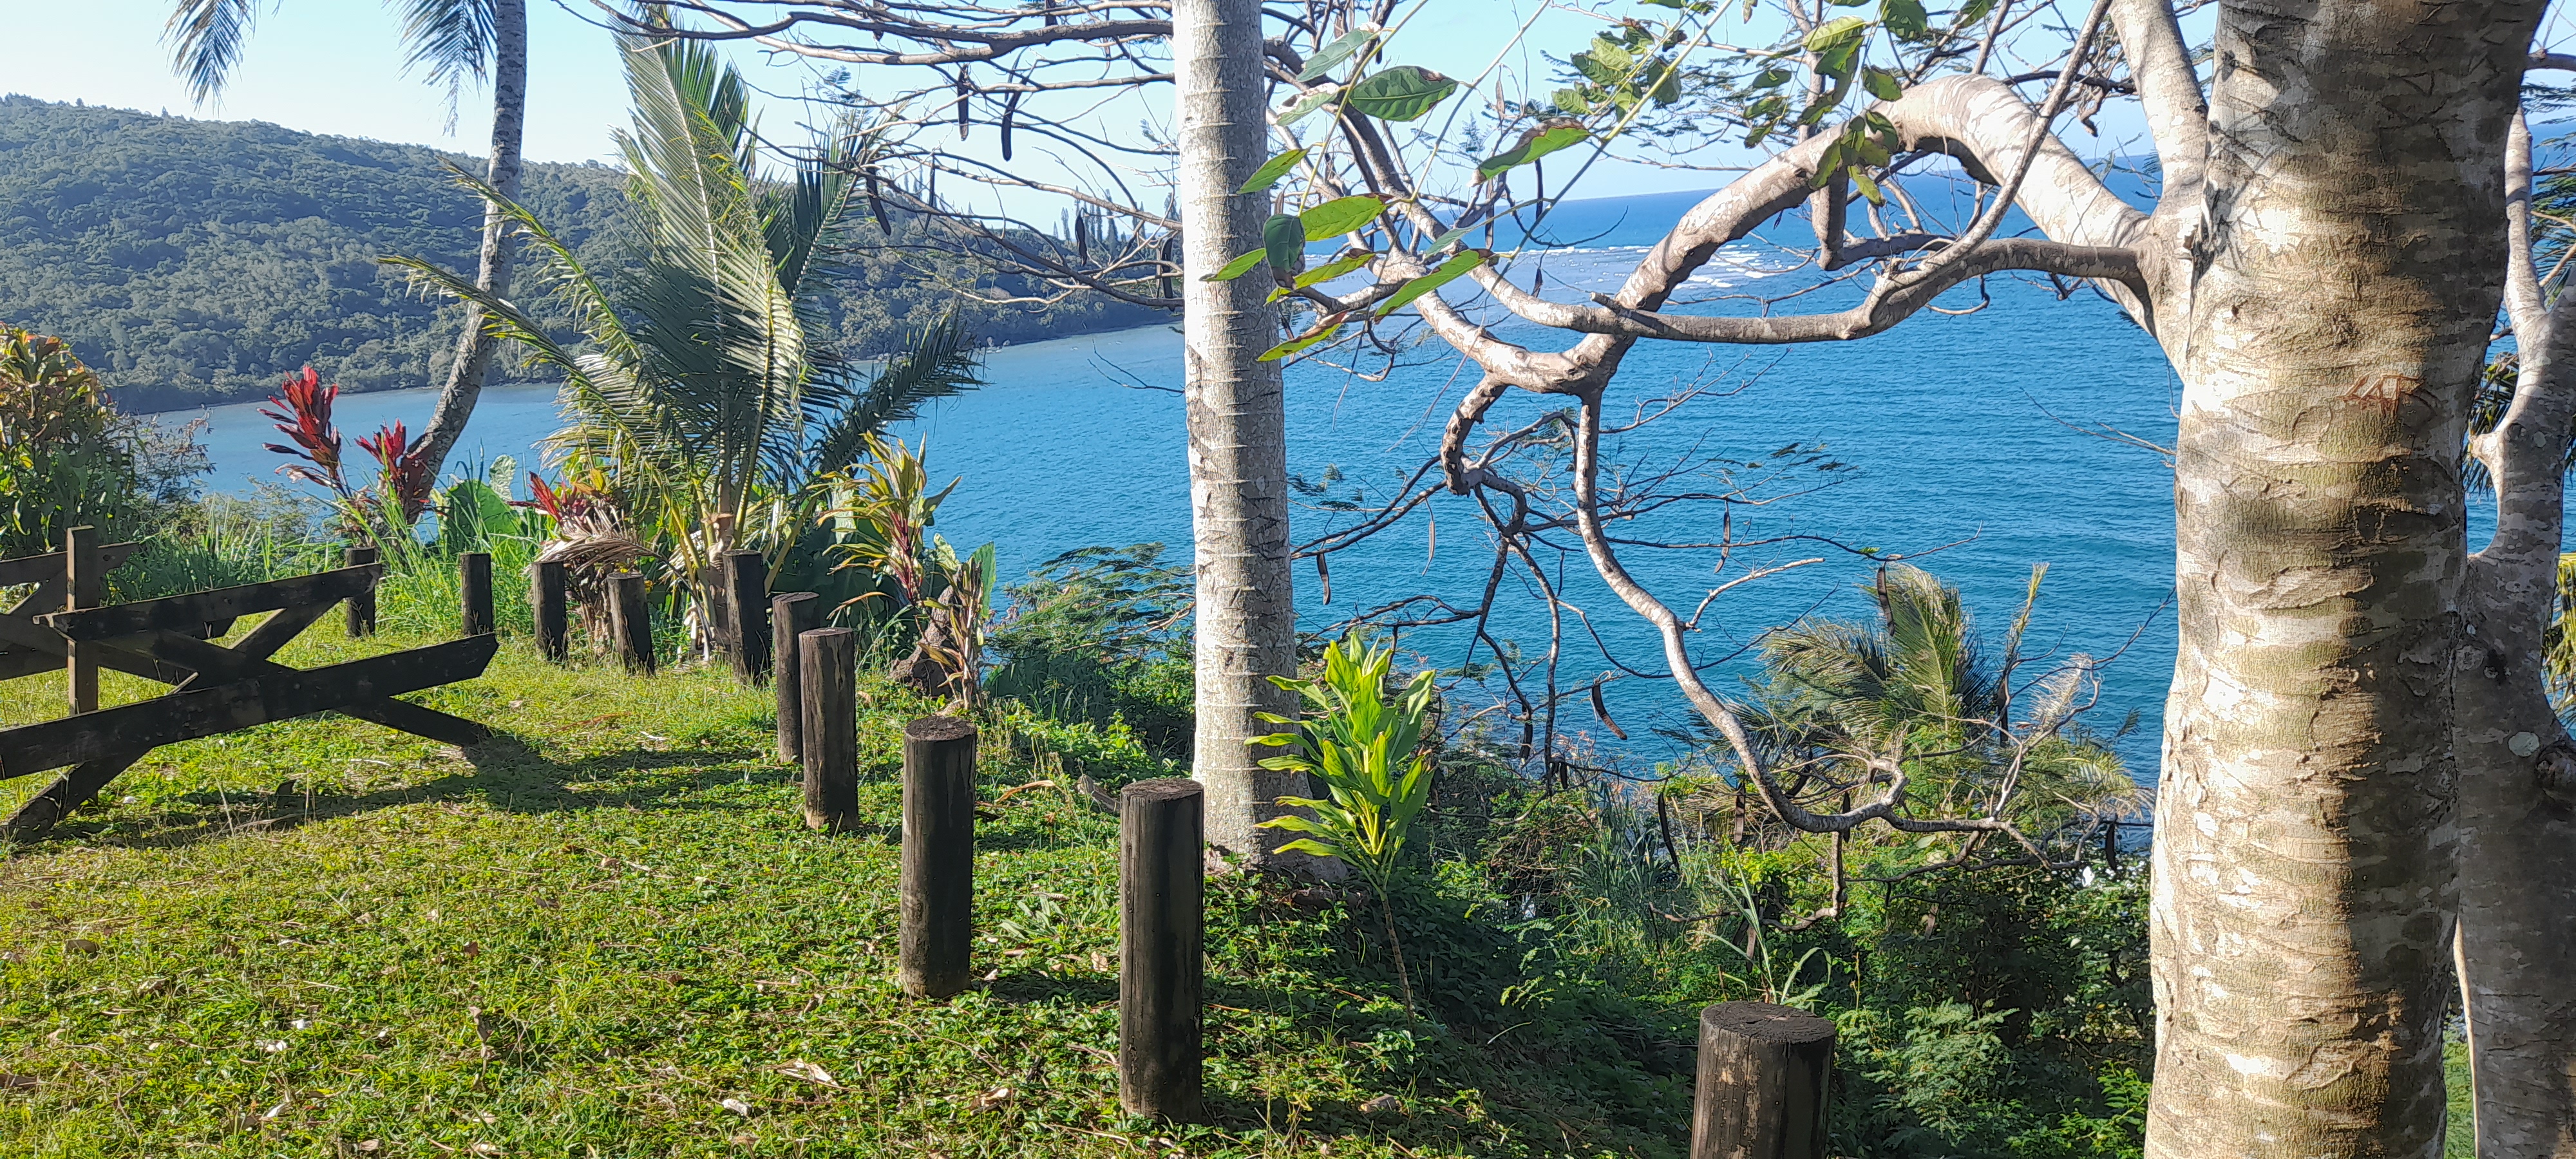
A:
0,625,1695,1157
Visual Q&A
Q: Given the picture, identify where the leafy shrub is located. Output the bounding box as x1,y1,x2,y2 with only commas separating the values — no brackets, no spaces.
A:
985,543,1194,755
0,326,202,557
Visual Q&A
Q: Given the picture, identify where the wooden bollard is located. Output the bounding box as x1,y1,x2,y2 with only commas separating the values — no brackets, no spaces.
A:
459,551,494,637
799,627,857,831
1689,1001,1835,1159
900,716,978,999
609,571,655,675
1119,777,1204,1122
723,551,770,685
344,545,379,637
771,592,822,762
532,560,569,662
64,525,99,715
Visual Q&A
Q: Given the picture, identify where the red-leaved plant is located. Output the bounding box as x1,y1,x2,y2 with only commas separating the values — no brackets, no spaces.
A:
260,366,438,535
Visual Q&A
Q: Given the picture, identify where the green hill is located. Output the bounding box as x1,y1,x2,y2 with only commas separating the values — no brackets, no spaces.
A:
0,95,1159,412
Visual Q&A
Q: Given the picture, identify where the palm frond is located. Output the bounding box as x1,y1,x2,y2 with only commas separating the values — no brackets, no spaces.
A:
388,0,497,129
164,0,266,104
806,313,983,478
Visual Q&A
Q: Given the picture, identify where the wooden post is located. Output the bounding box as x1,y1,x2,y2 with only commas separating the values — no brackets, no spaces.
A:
64,525,99,715
771,592,821,762
532,560,569,663
459,551,494,637
799,627,857,831
1689,1001,1835,1159
609,572,655,675
1119,777,1204,1122
723,551,770,685
343,545,379,637
900,715,978,999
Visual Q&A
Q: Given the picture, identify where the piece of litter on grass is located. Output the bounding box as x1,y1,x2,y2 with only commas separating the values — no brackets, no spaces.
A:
969,1086,1013,1112
777,1060,840,1088
256,1039,289,1054
355,1142,380,1153
469,1144,503,1156
721,1097,754,1117
1361,1095,1404,1115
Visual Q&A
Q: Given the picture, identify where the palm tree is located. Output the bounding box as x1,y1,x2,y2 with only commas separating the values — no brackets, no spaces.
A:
1718,564,2144,854
384,32,978,630
166,0,527,476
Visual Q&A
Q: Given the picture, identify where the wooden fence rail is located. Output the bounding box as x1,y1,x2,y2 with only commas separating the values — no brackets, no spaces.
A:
0,529,497,840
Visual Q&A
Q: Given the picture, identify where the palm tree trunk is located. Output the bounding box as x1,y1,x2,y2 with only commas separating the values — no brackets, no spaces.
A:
417,0,527,476
1171,0,1307,873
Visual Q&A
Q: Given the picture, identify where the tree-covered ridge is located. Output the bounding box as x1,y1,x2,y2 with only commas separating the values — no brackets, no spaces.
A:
0,95,1158,412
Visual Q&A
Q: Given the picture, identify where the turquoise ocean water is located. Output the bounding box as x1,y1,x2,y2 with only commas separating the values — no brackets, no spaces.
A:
160,189,2188,784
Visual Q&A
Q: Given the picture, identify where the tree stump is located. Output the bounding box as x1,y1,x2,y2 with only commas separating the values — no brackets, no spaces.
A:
344,545,378,637
770,592,821,762
1119,777,1205,1122
1689,1001,1835,1159
610,572,654,674
900,715,977,999
532,560,569,662
799,627,857,831
459,551,494,637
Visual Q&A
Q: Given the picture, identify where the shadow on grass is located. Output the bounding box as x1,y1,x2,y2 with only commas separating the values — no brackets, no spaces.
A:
19,730,790,854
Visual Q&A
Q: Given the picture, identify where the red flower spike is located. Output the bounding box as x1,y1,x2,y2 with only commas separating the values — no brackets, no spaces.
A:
356,422,438,523
257,366,346,493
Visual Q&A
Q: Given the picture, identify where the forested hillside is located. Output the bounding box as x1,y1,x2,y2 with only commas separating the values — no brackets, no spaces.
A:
0,95,1158,412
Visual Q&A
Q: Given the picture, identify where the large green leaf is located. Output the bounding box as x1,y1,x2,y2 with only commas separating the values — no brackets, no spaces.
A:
1277,84,1342,127
1347,66,1457,122
1298,195,1385,240
1263,214,1307,274
1205,248,1268,282
1476,124,1589,180
1258,321,1345,363
1298,27,1379,80
1238,147,1309,194
1375,250,1487,317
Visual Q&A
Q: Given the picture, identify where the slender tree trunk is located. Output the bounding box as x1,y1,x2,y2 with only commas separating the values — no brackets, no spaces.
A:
2146,1,2542,1154
417,0,527,475
1172,0,1307,872
2456,115,2576,1159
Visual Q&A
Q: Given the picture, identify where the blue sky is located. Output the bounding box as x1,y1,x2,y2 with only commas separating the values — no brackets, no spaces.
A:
1,2,1824,194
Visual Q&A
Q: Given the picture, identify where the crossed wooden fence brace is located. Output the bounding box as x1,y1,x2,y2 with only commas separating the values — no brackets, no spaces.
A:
0,530,497,840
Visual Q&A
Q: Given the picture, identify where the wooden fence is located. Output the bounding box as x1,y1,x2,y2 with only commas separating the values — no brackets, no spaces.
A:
0,529,498,840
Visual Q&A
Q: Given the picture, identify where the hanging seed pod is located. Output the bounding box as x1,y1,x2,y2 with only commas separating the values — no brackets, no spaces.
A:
1075,210,1090,263
1042,1,1059,26
865,165,891,235
1589,680,1627,740
956,68,971,140
1160,234,1177,299
1315,553,1332,605
1000,88,1023,161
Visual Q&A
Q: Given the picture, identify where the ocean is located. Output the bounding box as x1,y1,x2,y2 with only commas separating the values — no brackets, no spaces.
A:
158,189,2190,784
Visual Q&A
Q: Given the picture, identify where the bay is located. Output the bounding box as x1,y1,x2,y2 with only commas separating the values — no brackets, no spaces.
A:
160,189,2188,784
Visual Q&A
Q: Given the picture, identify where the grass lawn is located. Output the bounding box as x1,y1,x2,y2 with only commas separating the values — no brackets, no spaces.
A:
0,623,1694,1157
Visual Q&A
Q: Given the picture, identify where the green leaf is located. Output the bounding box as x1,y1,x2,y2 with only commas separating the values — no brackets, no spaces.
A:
1298,27,1379,81
1882,0,1930,37
1278,84,1342,127
1264,213,1307,273
1298,195,1385,240
1258,322,1344,362
1552,87,1594,116
1956,0,1997,23
1294,250,1376,288
1204,248,1267,282
1588,35,1634,70
1851,168,1884,204
1424,221,1477,252
1804,15,1868,53
1752,67,1794,90
1347,66,1458,122
1477,123,1590,180
1238,147,1309,194
1376,250,1488,317
1863,67,1904,101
